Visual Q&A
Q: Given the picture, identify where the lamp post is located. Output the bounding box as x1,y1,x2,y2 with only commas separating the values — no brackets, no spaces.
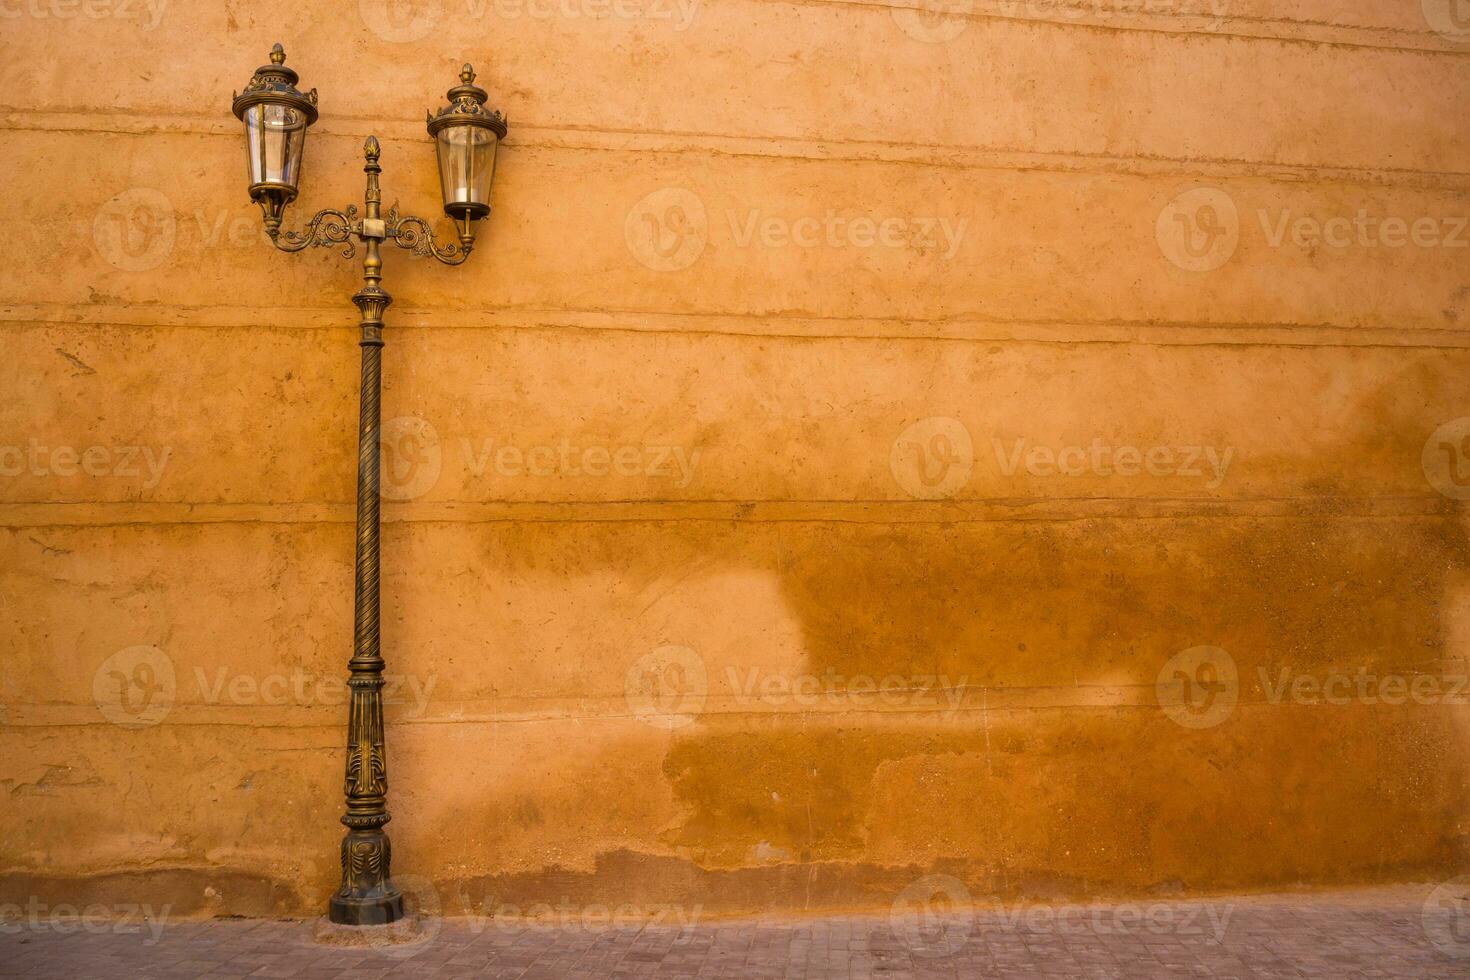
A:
231,44,507,926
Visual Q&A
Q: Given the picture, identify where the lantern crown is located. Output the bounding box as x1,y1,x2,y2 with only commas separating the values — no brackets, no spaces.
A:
231,43,319,125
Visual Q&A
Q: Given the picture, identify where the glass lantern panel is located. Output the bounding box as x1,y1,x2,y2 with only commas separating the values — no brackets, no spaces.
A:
243,103,308,190
435,125,498,212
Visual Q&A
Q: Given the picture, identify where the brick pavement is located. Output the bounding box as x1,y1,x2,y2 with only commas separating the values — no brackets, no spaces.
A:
1,886,1468,978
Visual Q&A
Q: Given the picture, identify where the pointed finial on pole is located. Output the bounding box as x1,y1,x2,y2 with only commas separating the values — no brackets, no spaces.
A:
270,43,286,65
364,135,380,162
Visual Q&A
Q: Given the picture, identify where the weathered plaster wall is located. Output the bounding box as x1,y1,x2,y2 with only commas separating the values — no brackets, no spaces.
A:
3,0,1470,919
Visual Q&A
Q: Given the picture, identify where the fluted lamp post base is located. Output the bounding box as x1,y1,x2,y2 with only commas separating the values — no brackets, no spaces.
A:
328,825,403,925
329,891,404,926
329,893,404,926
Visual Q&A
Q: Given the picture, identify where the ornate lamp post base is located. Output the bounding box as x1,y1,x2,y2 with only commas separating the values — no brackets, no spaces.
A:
329,829,404,924
330,893,404,927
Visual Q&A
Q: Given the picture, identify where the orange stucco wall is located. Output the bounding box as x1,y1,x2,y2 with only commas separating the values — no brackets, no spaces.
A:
3,0,1470,919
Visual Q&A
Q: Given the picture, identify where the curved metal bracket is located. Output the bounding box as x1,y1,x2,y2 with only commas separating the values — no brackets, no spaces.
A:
384,207,471,266
274,206,361,258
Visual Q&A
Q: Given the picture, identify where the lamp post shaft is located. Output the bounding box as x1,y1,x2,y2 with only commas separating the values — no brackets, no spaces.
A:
328,136,403,926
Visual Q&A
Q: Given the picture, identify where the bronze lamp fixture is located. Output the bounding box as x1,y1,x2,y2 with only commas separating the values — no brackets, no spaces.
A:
231,43,507,926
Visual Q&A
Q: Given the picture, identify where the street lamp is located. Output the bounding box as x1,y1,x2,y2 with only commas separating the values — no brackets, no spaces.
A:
231,43,508,927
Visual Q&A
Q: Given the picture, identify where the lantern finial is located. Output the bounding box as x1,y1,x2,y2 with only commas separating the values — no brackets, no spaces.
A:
270,43,286,65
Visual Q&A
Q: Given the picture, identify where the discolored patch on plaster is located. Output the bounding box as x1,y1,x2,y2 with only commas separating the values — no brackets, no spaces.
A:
655,515,1470,892
771,516,1467,688
446,849,968,918
659,704,1470,898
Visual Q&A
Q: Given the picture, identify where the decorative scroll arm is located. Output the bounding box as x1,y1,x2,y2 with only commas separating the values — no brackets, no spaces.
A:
272,205,361,258
384,207,471,266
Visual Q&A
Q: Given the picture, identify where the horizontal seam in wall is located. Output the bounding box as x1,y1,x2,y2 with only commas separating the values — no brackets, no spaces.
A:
3,307,1469,349
3,113,1469,189
1,502,1457,529
4,698,1465,733
790,0,1470,53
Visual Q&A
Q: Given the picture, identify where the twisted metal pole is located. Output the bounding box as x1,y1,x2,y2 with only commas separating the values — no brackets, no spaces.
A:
328,136,402,926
